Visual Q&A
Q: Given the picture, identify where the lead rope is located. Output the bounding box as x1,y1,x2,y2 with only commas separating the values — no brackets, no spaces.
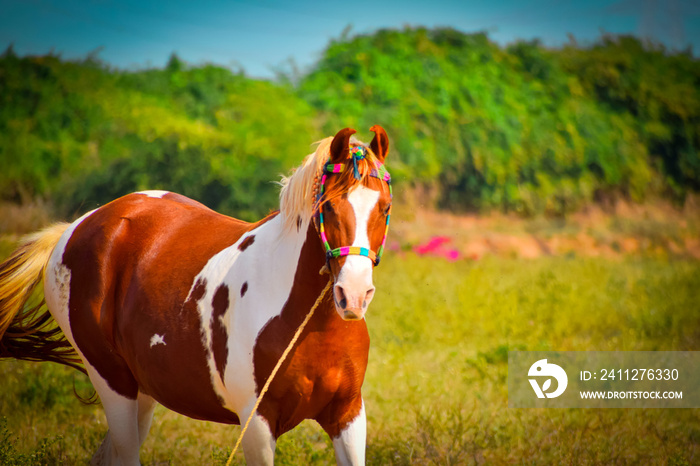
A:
225,278,333,466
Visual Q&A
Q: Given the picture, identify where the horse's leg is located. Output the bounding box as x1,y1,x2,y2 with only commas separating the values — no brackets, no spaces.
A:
87,366,141,466
136,392,157,447
239,410,276,465
324,401,367,466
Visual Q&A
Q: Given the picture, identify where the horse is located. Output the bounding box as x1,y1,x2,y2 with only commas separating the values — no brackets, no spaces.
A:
0,126,393,465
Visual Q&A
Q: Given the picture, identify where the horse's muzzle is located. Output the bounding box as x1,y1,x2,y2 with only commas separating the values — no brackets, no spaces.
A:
333,281,375,321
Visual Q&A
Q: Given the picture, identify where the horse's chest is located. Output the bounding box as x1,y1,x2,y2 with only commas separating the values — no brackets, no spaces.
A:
252,310,370,436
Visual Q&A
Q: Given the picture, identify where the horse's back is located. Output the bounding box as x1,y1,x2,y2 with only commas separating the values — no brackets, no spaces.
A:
51,191,251,422
63,191,249,316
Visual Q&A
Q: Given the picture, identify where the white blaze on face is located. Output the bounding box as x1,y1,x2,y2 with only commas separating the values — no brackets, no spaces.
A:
333,185,380,321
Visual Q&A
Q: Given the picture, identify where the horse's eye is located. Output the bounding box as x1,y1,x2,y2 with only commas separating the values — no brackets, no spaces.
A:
384,203,392,216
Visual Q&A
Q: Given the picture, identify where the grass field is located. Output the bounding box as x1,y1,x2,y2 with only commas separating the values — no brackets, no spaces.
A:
1,237,699,464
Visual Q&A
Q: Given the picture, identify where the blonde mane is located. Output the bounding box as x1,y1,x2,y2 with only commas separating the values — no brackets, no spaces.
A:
279,136,378,233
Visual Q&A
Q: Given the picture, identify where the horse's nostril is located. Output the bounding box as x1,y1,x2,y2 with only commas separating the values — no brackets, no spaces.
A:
334,285,348,310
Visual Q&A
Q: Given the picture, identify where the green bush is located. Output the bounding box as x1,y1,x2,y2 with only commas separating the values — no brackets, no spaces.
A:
1,30,698,218
298,28,694,214
0,50,319,220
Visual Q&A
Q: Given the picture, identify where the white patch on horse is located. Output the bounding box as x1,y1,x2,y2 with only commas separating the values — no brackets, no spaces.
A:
149,334,166,347
135,190,169,198
184,246,242,407
347,185,380,249
334,185,380,317
186,214,309,417
332,401,367,466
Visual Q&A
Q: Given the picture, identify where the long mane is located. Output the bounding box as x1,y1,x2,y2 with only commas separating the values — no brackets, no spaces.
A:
279,136,380,233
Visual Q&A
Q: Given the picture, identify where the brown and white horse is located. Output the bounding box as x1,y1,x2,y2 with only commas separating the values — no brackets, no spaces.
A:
0,126,392,465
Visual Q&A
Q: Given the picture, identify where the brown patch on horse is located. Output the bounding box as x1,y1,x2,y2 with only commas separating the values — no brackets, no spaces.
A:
238,235,255,252
319,195,357,279
191,278,207,301
253,224,369,438
62,193,251,423
211,284,230,380
240,282,248,297
365,175,393,262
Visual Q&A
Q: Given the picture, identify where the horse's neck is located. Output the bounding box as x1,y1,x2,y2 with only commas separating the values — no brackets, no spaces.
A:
239,214,330,322
268,214,328,292
277,217,331,320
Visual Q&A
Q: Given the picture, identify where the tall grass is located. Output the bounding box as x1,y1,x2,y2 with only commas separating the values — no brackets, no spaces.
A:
1,253,698,464
365,255,699,464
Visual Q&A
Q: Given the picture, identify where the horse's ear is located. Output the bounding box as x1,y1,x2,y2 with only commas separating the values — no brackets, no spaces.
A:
369,125,389,162
330,128,356,163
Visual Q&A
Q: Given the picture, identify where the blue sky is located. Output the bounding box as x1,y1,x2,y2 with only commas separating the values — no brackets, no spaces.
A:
1,0,698,79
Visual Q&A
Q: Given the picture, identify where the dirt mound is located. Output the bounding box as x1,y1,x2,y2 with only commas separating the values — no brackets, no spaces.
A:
391,197,700,260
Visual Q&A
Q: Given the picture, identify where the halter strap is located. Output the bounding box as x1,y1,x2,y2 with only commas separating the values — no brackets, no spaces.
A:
316,145,392,266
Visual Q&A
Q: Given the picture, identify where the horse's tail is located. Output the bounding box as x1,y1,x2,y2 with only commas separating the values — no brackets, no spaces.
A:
0,223,86,374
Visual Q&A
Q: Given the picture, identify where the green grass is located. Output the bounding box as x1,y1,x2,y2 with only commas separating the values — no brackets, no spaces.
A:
1,253,699,464
365,254,699,464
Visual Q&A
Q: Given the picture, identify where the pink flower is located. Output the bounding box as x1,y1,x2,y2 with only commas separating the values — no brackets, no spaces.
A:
413,236,461,261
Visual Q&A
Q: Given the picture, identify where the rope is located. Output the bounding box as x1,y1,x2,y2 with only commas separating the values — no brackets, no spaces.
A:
226,279,333,465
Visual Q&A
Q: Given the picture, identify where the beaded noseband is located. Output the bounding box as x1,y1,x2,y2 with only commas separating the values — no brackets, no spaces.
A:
315,145,392,266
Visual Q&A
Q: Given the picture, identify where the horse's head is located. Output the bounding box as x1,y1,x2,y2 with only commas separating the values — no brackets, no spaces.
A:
315,126,392,321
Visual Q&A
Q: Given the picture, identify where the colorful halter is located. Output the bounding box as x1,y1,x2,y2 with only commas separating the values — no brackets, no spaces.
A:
316,145,392,266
